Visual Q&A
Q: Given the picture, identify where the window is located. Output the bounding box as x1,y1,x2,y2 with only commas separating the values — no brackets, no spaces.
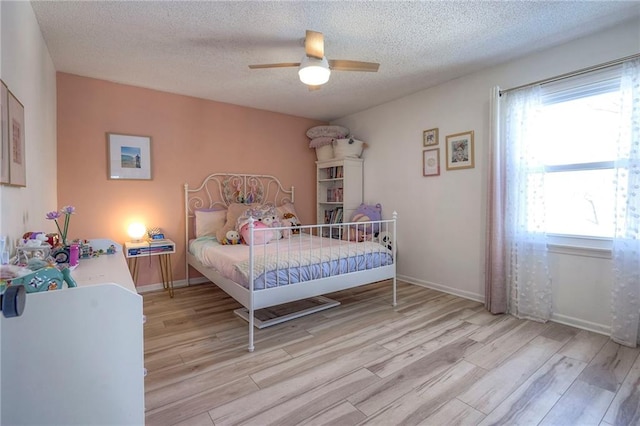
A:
534,67,623,240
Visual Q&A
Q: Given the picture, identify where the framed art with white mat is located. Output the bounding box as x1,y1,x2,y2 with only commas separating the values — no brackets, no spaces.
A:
446,130,474,171
107,133,152,180
423,148,440,176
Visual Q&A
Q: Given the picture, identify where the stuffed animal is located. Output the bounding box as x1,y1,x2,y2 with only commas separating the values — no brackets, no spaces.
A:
344,203,382,241
220,230,241,245
377,231,393,251
237,204,283,240
281,212,301,235
239,221,274,245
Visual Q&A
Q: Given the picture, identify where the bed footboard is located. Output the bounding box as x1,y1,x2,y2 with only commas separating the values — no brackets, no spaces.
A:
242,214,397,351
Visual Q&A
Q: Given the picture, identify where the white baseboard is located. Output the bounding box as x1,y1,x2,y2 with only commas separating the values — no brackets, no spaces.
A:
136,276,210,294
550,312,610,336
398,274,612,337
398,274,484,303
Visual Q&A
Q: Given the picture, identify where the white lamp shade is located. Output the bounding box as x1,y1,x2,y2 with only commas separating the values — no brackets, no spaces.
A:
298,56,331,86
127,223,147,241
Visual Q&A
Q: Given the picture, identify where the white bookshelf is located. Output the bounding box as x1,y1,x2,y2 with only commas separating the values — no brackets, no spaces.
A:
316,158,363,238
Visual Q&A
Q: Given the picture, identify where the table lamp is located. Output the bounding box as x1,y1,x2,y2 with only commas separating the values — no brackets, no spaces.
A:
127,223,147,242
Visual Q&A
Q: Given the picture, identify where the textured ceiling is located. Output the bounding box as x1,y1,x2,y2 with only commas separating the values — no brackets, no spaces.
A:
31,1,640,122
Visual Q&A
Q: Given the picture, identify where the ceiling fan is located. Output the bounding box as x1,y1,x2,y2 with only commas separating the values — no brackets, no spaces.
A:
248,30,380,89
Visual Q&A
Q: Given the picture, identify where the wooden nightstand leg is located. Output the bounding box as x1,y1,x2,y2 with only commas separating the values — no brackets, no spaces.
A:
158,254,174,298
158,256,167,290
128,258,139,284
167,254,174,298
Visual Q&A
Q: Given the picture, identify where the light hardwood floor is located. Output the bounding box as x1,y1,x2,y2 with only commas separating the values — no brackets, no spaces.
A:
143,281,640,426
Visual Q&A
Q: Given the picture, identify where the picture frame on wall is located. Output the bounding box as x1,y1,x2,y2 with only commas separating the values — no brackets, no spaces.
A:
423,128,438,147
423,148,440,176
8,90,26,187
107,133,152,180
446,130,474,170
1,81,9,185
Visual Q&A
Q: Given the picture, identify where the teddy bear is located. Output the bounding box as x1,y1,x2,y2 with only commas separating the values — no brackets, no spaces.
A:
281,212,301,235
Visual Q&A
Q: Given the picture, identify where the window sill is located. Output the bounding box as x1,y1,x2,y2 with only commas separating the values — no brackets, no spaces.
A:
546,234,612,259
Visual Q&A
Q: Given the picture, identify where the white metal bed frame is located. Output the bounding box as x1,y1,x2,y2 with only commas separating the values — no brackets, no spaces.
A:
184,173,397,351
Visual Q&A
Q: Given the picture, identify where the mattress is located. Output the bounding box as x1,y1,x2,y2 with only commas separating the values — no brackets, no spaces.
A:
189,233,393,290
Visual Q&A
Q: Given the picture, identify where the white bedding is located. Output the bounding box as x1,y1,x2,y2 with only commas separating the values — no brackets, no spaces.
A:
189,233,393,289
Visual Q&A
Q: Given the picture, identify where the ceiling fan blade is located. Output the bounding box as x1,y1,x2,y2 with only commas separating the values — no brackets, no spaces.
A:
329,59,380,72
305,30,324,60
308,85,322,91
248,62,300,69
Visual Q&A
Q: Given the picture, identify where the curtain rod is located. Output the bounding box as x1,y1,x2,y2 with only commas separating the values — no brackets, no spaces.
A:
499,53,640,96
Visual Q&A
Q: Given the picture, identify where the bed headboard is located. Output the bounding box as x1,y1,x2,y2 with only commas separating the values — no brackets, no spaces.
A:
184,173,294,218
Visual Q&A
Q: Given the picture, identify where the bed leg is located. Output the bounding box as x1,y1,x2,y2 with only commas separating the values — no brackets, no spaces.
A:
248,308,255,352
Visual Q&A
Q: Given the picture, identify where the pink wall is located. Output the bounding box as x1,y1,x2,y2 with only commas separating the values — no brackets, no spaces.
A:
57,73,324,288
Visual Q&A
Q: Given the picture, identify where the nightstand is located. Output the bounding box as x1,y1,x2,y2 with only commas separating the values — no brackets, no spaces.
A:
124,239,176,297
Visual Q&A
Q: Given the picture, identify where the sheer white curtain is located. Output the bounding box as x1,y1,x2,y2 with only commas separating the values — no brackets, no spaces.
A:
485,85,552,321
611,58,640,347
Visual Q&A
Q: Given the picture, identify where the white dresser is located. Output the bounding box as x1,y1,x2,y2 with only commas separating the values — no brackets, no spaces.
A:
1,244,145,425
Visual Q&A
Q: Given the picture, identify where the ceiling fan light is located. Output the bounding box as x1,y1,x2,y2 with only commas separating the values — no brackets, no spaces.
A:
298,56,331,85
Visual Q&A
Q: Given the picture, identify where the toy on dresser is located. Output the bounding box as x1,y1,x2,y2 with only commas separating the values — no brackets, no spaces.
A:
14,232,52,264
3,265,77,293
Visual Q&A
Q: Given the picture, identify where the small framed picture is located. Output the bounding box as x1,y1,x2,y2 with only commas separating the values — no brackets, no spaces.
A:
423,148,440,177
8,90,26,187
1,80,9,185
107,133,152,180
423,128,438,146
446,130,474,170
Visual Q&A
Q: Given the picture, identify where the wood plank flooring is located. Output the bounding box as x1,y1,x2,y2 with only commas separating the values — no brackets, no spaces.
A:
143,281,640,425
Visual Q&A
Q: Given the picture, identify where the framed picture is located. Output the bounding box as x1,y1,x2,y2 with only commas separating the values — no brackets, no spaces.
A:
423,128,438,146
423,148,440,176
8,90,26,187
1,81,9,185
107,133,152,180
446,130,474,170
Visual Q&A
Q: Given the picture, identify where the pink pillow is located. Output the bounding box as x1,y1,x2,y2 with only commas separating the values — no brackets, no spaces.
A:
194,208,227,238
240,221,274,245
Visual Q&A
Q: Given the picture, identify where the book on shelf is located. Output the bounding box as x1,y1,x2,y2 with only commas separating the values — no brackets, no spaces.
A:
335,207,343,223
323,207,344,224
325,187,344,202
324,166,344,179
